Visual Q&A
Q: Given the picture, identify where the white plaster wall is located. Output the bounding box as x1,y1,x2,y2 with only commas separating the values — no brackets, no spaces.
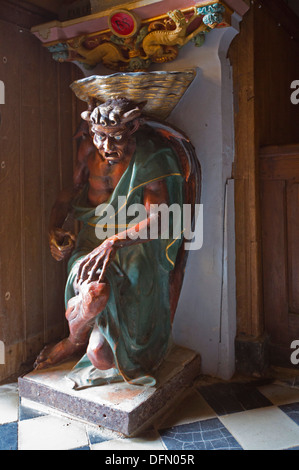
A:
153,27,238,379
78,24,239,379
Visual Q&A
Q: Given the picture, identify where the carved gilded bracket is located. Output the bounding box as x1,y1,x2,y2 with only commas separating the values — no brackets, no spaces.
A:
31,1,234,72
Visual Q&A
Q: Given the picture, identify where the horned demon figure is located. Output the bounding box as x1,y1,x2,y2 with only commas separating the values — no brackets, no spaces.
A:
34,96,200,389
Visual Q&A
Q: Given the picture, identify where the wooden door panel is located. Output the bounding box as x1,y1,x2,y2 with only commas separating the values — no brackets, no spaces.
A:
260,179,289,345
260,145,299,367
287,182,299,314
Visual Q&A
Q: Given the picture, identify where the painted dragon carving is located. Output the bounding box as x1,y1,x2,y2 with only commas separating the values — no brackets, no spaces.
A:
52,4,226,71
142,9,212,63
67,37,130,69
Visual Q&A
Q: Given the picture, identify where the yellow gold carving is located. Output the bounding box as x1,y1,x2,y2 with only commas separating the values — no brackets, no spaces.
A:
67,36,130,69
142,8,210,63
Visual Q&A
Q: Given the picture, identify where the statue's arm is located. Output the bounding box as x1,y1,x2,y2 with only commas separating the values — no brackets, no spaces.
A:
49,121,94,262
115,179,168,244
76,179,168,283
49,153,89,239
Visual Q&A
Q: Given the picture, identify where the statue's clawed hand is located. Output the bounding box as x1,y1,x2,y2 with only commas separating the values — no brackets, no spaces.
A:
76,238,117,285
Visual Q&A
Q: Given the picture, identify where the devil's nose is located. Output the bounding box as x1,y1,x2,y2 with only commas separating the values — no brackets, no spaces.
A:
103,137,114,151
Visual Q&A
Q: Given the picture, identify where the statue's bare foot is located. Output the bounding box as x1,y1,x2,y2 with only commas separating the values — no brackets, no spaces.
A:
34,281,110,371
34,338,85,370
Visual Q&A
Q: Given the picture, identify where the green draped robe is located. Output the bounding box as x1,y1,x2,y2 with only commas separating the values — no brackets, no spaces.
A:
66,127,185,389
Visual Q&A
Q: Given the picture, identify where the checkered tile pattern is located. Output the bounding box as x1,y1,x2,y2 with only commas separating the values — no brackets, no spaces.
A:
2,378,299,450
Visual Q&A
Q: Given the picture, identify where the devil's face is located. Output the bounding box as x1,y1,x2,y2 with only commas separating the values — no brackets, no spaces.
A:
91,124,134,162
81,98,145,162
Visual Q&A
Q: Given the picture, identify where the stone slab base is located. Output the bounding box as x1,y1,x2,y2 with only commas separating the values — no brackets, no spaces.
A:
18,345,201,437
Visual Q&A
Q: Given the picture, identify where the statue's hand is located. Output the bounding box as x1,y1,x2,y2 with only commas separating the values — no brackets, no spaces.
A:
49,228,76,261
76,238,117,284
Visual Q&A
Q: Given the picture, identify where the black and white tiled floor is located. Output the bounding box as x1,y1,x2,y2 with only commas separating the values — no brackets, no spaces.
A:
2,377,299,450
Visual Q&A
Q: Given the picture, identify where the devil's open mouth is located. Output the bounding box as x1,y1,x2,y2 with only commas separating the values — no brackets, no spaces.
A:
105,152,120,161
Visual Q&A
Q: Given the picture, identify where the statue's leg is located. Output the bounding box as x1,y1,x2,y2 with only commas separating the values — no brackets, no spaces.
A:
67,281,110,344
86,324,115,370
34,281,110,370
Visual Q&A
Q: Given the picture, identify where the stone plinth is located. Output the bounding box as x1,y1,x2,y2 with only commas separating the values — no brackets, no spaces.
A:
18,345,200,437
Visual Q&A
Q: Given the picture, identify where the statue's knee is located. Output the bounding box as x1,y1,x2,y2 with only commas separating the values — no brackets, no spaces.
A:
87,342,114,370
87,329,114,370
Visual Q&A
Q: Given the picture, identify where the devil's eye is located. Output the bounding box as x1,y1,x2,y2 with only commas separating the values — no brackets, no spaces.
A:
95,134,105,141
114,135,122,141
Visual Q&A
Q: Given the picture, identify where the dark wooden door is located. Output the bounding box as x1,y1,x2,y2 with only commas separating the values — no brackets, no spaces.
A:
260,144,299,367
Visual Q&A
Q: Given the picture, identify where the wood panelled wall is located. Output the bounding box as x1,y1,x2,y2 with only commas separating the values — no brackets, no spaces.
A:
0,3,83,381
229,6,262,341
255,3,299,146
229,0,299,371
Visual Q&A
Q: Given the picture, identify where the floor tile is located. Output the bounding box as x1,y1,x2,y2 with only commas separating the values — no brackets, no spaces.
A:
0,383,18,395
91,429,165,450
220,406,299,450
198,382,273,415
258,384,299,406
0,422,18,450
0,383,18,393
2,376,299,450
86,426,115,446
18,415,89,450
0,383,19,424
280,402,299,425
156,388,217,429
70,445,90,450
159,418,243,450
19,403,47,421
